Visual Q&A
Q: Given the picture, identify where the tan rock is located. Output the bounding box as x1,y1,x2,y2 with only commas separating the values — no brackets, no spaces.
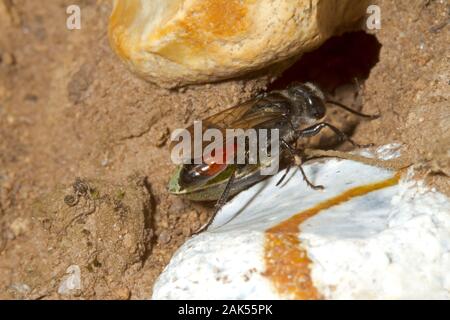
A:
10,218,30,238
109,0,370,88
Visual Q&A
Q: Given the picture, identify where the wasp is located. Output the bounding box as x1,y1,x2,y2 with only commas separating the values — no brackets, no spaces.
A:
168,82,379,232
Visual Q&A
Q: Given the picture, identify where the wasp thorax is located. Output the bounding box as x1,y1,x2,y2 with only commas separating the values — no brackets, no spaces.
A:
285,83,326,123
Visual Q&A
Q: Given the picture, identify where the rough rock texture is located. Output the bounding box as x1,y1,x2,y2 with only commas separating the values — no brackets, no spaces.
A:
109,0,370,87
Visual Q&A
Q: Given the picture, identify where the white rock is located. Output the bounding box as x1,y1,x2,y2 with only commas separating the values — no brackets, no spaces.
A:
153,146,450,299
58,265,81,295
10,283,31,294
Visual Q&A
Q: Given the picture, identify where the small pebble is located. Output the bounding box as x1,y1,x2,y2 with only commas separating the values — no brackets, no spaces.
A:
114,287,131,300
158,231,171,244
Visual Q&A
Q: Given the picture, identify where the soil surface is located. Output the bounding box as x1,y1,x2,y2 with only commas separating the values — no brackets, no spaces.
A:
0,0,448,299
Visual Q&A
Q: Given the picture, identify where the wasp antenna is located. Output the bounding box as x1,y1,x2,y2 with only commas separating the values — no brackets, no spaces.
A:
326,100,380,119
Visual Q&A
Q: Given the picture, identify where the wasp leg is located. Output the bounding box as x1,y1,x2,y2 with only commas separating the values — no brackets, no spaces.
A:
194,166,237,234
297,158,324,190
326,100,380,119
276,139,294,186
299,122,374,148
276,164,291,187
279,139,324,190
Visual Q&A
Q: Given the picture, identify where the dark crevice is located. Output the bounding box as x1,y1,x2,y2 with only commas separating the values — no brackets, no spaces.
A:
270,31,382,93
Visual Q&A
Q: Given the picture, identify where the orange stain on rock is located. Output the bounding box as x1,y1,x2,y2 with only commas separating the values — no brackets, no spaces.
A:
264,172,402,299
151,0,251,65
185,0,250,38
109,0,253,66
108,0,141,60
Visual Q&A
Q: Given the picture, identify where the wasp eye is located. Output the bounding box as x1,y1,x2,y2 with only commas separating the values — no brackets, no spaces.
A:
310,97,326,119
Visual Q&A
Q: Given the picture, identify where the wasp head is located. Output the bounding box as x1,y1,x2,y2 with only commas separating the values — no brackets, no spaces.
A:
286,82,326,122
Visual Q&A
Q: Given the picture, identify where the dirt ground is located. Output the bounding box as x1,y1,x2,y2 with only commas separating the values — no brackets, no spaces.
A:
0,0,448,299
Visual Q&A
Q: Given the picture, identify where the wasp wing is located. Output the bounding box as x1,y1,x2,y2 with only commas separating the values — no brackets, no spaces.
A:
206,99,286,130
171,98,286,163
204,100,257,128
